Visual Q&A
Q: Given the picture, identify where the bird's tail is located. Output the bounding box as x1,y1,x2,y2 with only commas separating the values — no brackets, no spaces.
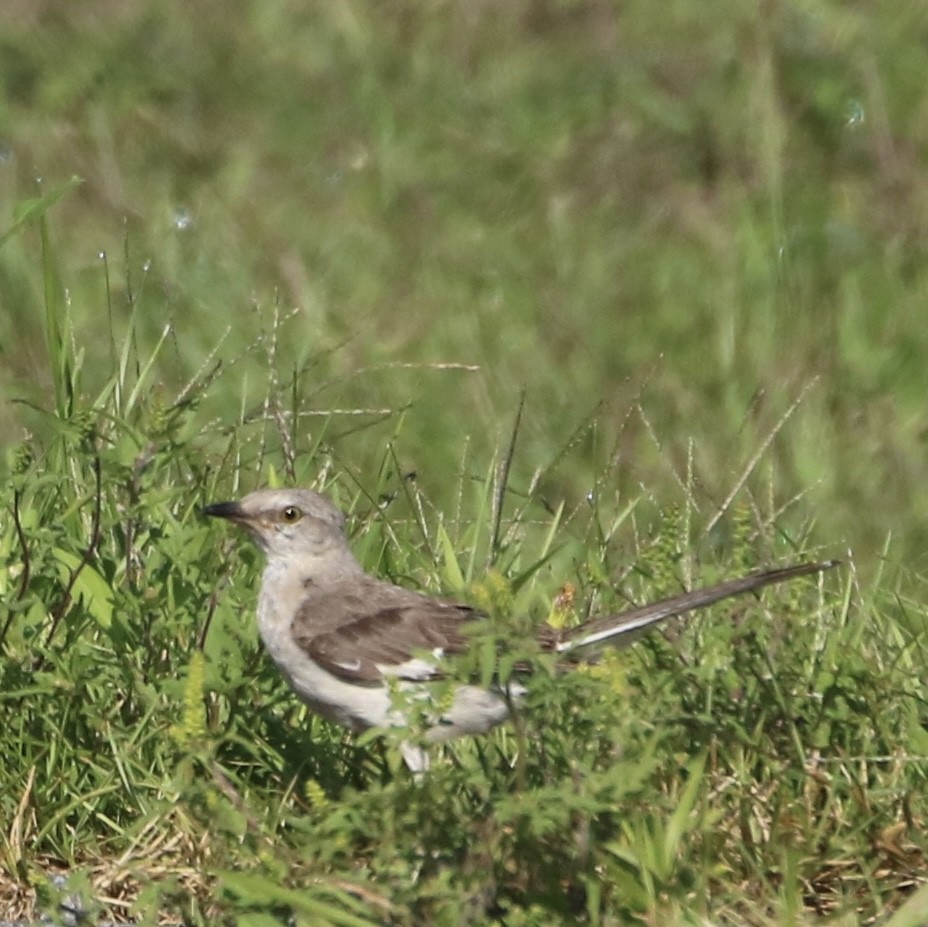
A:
556,560,839,654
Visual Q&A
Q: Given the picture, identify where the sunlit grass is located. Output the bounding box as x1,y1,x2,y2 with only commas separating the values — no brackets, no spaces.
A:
2,1,928,922
1,199,924,922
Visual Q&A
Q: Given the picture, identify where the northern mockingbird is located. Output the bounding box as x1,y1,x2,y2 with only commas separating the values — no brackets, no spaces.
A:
204,488,836,769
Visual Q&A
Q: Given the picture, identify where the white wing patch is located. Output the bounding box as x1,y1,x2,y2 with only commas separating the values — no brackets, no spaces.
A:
379,648,445,681
330,657,363,672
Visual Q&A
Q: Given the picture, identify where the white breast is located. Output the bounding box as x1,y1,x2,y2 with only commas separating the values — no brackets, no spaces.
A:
253,560,521,740
255,564,394,731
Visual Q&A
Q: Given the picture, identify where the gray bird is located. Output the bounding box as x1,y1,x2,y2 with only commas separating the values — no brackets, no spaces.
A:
204,488,836,769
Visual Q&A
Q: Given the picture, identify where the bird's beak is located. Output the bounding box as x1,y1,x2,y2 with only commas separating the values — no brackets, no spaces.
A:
202,500,247,521
203,499,269,551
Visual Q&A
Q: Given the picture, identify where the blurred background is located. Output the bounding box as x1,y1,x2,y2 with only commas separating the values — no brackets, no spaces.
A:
1,0,926,572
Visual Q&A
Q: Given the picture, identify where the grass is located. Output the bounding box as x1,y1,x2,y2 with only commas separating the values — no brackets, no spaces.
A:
1,1,928,923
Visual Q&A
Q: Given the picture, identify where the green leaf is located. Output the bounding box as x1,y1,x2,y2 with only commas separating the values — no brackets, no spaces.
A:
437,521,465,591
884,884,928,927
219,872,380,927
52,547,114,629
0,176,83,249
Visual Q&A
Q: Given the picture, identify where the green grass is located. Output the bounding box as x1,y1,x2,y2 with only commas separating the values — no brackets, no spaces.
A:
1,1,928,923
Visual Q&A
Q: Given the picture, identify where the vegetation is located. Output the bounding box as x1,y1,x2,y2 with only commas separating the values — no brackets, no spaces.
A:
1,1,926,923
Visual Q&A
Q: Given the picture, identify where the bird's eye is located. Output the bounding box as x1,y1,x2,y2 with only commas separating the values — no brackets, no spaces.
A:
281,506,303,523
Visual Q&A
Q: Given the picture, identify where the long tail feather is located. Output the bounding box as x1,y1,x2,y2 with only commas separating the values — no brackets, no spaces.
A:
557,559,839,653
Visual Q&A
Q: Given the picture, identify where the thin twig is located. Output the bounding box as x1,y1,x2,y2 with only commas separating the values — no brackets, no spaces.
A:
197,578,222,652
310,361,480,399
246,407,394,421
705,378,818,536
38,457,104,664
0,490,33,652
636,402,700,510
208,762,263,834
12,489,31,601
490,391,524,565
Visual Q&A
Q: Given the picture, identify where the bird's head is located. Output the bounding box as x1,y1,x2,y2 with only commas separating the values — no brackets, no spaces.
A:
203,488,354,565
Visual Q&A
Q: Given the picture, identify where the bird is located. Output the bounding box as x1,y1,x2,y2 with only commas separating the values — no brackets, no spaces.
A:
203,487,837,770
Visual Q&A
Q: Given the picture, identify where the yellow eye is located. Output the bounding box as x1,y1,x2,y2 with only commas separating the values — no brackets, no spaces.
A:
281,506,303,523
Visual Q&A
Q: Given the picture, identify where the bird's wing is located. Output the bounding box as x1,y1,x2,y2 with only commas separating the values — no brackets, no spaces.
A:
292,589,481,684
291,560,838,682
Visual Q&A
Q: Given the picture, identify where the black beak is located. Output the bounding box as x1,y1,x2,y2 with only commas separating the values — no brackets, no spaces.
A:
202,500,246,520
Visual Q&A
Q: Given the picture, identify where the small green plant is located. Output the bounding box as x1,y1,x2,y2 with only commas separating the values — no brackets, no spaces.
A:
1,190,926,923
2,4,928,920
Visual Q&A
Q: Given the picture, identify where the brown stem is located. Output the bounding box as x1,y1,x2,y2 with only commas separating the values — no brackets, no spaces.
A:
35,457,104,669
